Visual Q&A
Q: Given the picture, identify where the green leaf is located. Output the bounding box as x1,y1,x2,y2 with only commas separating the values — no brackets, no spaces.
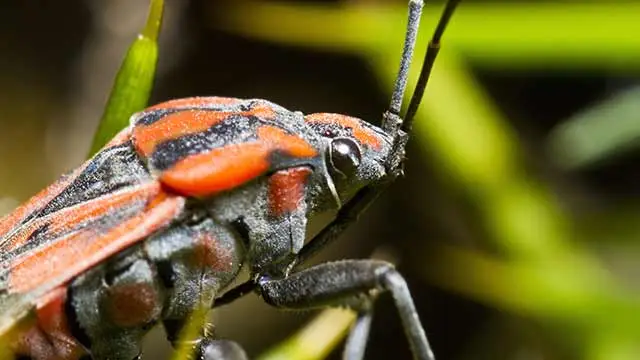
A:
548,86,640,170
214,2,640,70
88,0,164,156
215,3,640,359
257,309,356,360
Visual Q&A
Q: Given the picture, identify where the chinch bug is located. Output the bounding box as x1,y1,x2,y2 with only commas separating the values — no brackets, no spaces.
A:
0,1,459,359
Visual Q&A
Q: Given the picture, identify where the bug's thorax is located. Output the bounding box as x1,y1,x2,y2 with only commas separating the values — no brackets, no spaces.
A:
121,97,395,277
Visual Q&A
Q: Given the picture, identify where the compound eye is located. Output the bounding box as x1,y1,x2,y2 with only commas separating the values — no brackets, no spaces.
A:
328,138,362,178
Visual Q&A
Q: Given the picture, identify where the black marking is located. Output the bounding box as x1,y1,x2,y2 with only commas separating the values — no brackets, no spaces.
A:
134,108,178,126
0,222,54,260
267,150,319,174
104,264,127,287
238,101,252,112
230,217,251,249
149,114,263,171
65,288,93,350
25,222,50,243
182,199,210,226
155,260,176,290
25,143,149,223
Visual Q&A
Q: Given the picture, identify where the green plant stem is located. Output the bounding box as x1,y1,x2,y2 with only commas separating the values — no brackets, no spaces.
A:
88,0,164,156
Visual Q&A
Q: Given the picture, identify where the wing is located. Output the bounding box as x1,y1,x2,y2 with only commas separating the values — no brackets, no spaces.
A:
130,97,323,197
0,135,186,340
0,127,133,241
0,182,185,339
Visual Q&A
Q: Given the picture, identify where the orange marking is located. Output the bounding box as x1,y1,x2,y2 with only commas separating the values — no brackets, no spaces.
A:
160,126,317,197
161,143,270,197
15,287,85,359
192,233,233,271
133,106,277,156
0,126,138,242
0,163,89,240
105,283,161,328
256,126,318,158
268,167,312,218
8,193,185,293
134,110,230,156
305,113,382,150
2,182,161,251
146,97,242,111
36,288,84,358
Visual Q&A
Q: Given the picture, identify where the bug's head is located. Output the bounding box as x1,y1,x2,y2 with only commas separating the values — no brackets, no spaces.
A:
305,113,395,209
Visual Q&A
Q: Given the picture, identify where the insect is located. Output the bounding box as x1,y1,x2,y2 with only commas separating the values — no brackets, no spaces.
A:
0,1,459,359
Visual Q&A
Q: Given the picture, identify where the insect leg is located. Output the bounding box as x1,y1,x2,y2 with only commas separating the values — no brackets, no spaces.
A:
343,310,373,360
257,260,433,360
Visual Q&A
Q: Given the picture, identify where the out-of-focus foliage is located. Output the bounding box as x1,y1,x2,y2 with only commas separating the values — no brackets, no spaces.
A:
549,87,640,170
88,0,163,155
213,2,640,360
258,309,356,360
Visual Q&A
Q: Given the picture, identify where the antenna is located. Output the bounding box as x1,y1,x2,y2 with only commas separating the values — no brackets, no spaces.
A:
403,0,460,132
386,0,460,134
388,0,424,117
214,1,461,324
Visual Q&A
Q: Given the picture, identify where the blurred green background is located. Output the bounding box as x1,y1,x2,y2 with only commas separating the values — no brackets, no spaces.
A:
1,1,639,360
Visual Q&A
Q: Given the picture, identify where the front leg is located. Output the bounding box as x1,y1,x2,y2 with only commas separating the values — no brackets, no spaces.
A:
256,260,434,360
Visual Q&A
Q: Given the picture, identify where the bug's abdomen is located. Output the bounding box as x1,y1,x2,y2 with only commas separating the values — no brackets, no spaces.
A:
63,215,245,360
68,250,164,360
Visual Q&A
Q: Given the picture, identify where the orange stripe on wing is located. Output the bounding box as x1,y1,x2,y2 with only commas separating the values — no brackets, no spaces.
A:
8,192,185,293
133,105,278,157
2,182,162,251
133,110,231,156
305,113,382,150
160,126,317,197
0,134,133,241
0,165,88,240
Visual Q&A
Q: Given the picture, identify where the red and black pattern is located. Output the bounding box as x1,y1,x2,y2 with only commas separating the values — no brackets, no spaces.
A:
0,96,393,359
0,1,461,357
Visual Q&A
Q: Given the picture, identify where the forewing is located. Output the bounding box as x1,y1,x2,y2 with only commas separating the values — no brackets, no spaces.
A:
0,136,185,341
0,182,185,341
